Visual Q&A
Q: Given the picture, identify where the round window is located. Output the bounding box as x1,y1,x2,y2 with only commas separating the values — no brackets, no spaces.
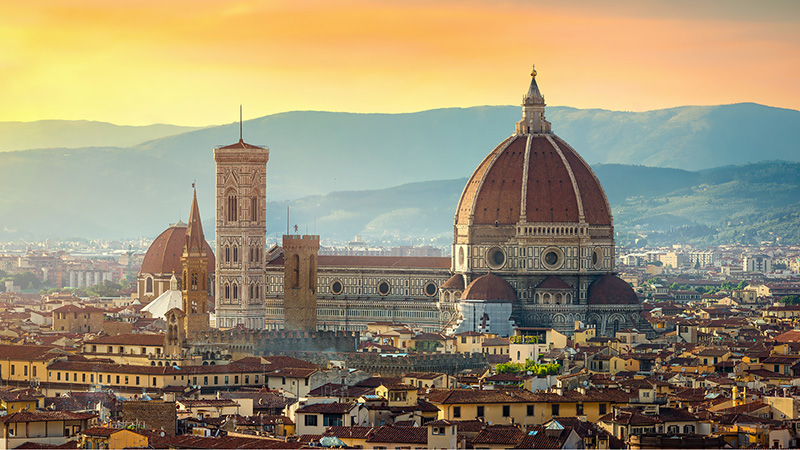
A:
542,247,564,270
378,281,391,296
330,280,343,295
545,251,558,265
424,282,437,297
486,247,506,270
593,247,603,269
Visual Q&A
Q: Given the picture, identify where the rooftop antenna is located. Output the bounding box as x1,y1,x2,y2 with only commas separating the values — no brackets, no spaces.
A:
239,105,243,142
286,206,290,235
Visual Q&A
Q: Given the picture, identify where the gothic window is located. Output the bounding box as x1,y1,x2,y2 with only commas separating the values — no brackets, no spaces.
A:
255,283,260,298
225,246,230,263
250,283,254,299
233,246,238,263
226,192,238,222
224,283,230,299
145,277,153,294
293,254,300,288
249,247,254,263
191,273,198,290
232,283,238,299
251,194,258,222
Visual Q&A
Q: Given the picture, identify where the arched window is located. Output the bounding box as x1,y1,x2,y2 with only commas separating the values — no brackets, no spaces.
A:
251,193,258,222
232,283,238,299
249,247,254,262
250,283,254,299
191,273,198,290
224,246,230,263
255,283,260,298
224,284,230,299
293,254,300,288
233,246,238,263
226,192,238,222
145,277,153,294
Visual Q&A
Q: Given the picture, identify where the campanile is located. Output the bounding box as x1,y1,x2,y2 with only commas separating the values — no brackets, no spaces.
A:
214,138,269,329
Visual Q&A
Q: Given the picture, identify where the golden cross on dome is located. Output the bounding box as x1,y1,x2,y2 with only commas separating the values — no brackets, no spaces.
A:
531,64,537,78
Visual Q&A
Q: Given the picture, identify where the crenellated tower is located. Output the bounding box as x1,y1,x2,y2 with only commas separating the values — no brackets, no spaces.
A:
282,234,320,332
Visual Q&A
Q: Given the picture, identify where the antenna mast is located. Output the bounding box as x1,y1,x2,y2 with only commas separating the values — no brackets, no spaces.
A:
239,105,243,141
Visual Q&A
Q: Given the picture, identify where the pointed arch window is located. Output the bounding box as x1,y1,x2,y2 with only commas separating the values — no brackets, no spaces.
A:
233,246,238,263
224,283,230,300
232,283,239,300
251,192,259,222
226,191,238,222
191,273,198,290
250,283,254,299
224,246,230,263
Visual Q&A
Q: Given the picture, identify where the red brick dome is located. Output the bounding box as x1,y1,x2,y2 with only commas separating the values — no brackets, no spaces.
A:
587,274,639,305
461,273,517,302
455,133,611,227
141,222,215,275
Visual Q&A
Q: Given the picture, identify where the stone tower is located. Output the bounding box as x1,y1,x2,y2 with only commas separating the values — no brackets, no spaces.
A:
181,188,210,337
214,138,269,329
282,234,320,332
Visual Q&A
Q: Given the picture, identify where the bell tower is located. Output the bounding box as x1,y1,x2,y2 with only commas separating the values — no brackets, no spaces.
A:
182,188,210,337
282,234,320,332
214,130,269,329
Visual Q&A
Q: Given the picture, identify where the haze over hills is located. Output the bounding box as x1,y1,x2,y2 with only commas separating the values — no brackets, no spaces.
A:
0,120,202,152
0,103,798,243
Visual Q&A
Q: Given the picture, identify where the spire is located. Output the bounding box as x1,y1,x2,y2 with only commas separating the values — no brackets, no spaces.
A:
185,187,206,253
524,65,545,105
515,64,551,135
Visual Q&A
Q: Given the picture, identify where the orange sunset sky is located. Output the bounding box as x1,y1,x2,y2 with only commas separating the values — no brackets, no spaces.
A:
2,0,799,126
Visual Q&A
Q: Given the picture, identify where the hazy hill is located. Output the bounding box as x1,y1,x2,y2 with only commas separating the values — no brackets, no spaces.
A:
1,103,799,241
0,120,201,152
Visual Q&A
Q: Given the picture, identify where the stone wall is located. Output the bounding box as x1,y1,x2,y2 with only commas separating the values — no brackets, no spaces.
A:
122,401,177,436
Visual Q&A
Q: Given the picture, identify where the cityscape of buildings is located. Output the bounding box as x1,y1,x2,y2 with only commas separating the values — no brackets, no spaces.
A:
2,69,800,450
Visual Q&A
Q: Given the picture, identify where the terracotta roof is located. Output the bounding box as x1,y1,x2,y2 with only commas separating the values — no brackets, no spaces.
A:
0,344,63,361
455,132,611,226
86,333,164,346
472,425,526,445
462,273,517,302
587,274,639,305
217,139,266,150
441,273,465,290
140,223,214,275
296,402,356,414
0,411,96,423
366,425,428,444
323,426,375,439
514,426,571,449
536,276,573,290
319,255,450,269
159,434,301,449
51,305,106,314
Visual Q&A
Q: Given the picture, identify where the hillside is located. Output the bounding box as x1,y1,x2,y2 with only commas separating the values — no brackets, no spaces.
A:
0,103,799,242
0,120,201,152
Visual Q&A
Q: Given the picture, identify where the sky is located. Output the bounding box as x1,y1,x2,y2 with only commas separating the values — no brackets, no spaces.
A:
2,0,799,126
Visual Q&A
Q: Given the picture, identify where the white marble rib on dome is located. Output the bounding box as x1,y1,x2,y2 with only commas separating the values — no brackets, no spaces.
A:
142,274,182,320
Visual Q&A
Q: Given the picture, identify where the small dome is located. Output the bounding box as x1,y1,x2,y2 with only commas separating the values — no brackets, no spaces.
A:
441,274,465,290
141,223,215,275
461,273,517,302
587,274,639,305
536,276,572,290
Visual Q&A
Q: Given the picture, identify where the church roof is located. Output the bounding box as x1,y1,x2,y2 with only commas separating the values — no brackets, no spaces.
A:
536,276,572,290
217,139,266,150
587,274,640,305
142,278,183,320
140,223,214,275
184,188,205,253
461,273,517,302
441,274,465,290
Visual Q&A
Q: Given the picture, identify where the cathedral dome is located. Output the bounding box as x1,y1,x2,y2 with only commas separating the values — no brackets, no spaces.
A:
455,69,611,228
587,274,639,305
141,222,215,275
461,273,517,302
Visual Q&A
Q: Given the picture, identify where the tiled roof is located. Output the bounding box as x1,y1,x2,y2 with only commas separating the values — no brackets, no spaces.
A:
296,402,356,414
159,434,302,449
0,344,62,361
86,333,164,346
52,305,105,314
323,426,375,439
366,425,428,444
514,426,569,449
0,411,96,423
471,425,526,445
